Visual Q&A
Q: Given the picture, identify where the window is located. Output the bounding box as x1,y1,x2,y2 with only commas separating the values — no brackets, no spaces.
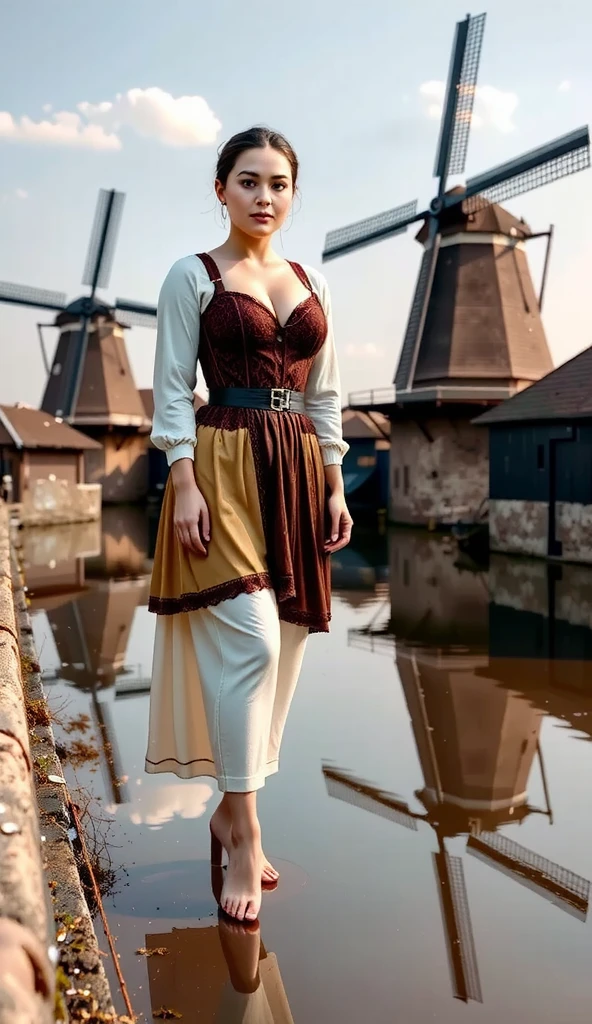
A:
394,468,400,490
537,444,545,470
403,466,410,495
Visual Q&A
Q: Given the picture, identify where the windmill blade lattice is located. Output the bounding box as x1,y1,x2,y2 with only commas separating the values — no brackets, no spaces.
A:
322,200,420,262
0,281,66,312
463,125,591,212
322,766,419,831
82,188,126,292
394,236,441,392
467,831,590,917
434,13,486,187
434,850,483,1003
115,300,158,329
447,12,486,177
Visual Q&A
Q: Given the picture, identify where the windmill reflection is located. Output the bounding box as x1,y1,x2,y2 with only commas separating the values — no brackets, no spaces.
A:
329,529,591,1004
25,505,154,806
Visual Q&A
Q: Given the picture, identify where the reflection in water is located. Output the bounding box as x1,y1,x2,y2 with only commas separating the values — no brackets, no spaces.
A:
143,868,293,1022
336,529,592,1005
25,506,153,806
22,512,592,1019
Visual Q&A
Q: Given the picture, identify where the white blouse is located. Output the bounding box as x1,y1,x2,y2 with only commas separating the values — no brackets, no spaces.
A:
150,255,350,468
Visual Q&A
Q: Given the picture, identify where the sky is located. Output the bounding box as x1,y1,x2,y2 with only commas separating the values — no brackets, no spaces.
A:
1,0,592,407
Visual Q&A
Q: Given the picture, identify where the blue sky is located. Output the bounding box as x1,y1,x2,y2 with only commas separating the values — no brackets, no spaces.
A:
1,0,591,406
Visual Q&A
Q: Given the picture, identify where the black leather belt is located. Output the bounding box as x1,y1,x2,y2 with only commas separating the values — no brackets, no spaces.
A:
208,387,306,413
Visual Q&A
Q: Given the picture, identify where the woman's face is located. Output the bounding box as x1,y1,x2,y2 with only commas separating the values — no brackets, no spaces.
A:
216,145,294,238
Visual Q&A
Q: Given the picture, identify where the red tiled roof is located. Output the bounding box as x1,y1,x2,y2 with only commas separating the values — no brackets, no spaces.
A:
0,405,102,450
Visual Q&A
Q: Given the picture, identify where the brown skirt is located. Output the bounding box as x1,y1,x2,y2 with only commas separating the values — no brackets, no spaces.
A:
148,407,332,633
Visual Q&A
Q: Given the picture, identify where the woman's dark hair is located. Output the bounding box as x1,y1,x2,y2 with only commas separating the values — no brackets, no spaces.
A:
215,126,299,190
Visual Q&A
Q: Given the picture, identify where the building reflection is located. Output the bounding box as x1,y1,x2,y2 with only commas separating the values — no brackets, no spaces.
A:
24,505,153,806
332,529,592,1004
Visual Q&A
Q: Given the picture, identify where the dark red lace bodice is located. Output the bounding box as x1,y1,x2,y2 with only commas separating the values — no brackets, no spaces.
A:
195,252,327,392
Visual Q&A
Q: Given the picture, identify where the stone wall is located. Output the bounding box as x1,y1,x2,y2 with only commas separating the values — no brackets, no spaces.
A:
20,479,101,527
390,416,489,525
489,499,548,558
556,502,592,563
490,499,592,565
489,551,592,629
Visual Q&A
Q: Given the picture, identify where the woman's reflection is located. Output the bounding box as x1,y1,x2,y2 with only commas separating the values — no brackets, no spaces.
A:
143,866,293,1022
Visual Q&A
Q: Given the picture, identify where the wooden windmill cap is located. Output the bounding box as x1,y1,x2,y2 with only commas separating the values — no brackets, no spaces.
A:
415,189,532,245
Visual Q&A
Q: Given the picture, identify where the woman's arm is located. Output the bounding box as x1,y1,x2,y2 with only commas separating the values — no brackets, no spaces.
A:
151,257,210,555
304,270,353,552
151,256,202,465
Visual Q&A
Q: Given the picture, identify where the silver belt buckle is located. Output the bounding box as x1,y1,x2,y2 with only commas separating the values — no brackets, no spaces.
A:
270,388,290,411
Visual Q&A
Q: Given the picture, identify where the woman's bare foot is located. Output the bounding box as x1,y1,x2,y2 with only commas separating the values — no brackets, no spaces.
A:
211,802,279,884
221,823,263,922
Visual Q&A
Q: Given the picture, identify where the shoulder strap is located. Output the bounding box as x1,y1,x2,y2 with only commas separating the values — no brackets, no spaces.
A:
287,261,313,293
196,252,225,294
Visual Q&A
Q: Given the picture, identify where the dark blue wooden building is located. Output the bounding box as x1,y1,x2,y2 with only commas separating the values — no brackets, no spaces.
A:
476,346,592,563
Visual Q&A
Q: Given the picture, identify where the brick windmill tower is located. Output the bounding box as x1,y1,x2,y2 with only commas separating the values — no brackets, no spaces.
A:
0,190,158,502
323,12,591,527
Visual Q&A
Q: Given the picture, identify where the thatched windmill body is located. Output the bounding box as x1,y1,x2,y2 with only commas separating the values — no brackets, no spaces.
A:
323,12,590,527
0,190,158,502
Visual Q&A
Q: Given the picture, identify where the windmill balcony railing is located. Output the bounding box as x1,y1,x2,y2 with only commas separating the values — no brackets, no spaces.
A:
347,386,396,408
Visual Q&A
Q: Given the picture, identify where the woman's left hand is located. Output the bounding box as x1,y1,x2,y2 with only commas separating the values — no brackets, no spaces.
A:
324,491,354,553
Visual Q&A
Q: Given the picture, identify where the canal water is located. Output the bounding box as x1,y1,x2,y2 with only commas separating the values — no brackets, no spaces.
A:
24,506,592,1022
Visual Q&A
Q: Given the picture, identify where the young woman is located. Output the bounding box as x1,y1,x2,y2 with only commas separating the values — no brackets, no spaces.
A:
146,125,352,923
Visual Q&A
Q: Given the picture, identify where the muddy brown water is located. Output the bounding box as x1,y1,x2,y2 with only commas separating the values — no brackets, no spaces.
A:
24,507,592,1022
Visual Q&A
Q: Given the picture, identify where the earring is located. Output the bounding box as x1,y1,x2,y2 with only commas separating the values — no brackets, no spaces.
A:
221,202,227,223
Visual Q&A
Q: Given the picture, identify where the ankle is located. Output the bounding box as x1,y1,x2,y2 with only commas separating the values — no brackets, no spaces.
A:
231,820,261,845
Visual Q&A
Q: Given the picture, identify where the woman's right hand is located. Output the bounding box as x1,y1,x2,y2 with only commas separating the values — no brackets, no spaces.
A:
170,459,210,556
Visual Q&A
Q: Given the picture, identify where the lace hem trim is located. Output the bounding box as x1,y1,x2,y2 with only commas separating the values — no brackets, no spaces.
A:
148,573,331,632
148,573,273,615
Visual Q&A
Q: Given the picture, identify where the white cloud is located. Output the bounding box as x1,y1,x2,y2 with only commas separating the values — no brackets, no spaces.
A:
78,87,222,147
345,342,383,358
558,80,572,93
15,188,28,200
0,110,121,150
419,80,518,134
0,87,221,151
42,103,53,113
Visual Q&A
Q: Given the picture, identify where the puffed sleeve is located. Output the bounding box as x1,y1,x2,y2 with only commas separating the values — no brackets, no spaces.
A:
304,268,350,466
150,256,201,467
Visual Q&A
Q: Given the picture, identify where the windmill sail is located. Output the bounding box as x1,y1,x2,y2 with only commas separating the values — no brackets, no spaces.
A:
434,849,483,1003
0,281,66,312
464,126,590,211
394,236,441,392
82,189,126,292
434,13,486,187
467,832,590,920
322,766,419,831
322,201,420,262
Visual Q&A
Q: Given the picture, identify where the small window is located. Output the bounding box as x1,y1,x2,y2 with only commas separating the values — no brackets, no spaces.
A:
403,466,410,495
537,444,545,470
394,468,400,490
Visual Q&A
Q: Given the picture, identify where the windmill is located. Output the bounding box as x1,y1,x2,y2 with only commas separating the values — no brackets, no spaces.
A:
332,528,591,1002
0,189,158,502
324,642,591,1004
322,11,591,527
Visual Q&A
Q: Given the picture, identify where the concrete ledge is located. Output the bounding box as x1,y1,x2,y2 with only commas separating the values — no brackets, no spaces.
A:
0,501,117,1021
